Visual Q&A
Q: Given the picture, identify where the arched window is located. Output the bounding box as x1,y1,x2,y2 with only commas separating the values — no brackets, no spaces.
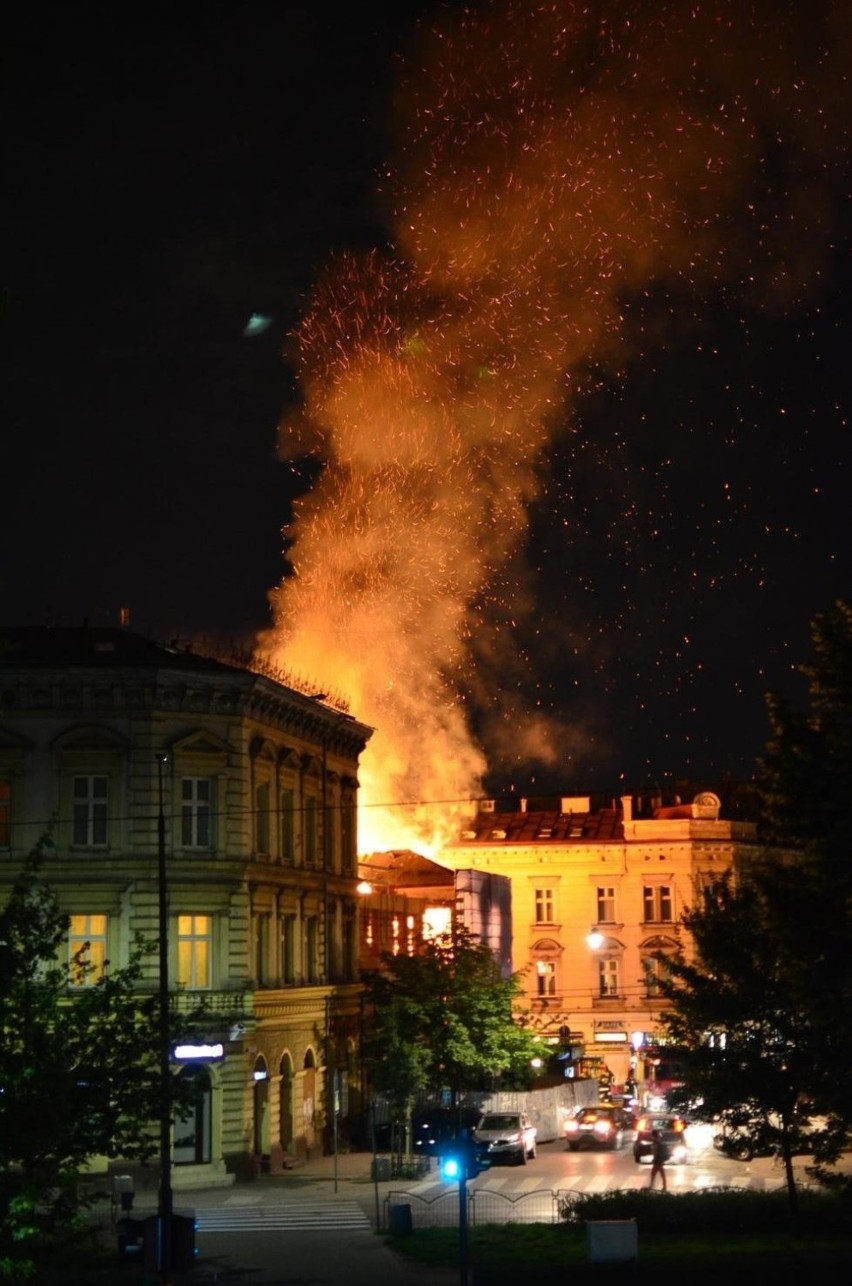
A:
639,935,678,997
531,938,561,997
590,936,624,998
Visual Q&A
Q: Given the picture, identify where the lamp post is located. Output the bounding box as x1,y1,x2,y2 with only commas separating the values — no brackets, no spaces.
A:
155,753,173,1283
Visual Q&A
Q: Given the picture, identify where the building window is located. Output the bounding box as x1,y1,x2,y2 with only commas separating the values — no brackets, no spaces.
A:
643,954,671,997
341,800,355,874
536,960,556,997
255,781,271,855
280,913,296,984
72,775,108,847
643,885,673,923
304,915,319,983
68,913,107,985
280,788,295,863
254,913,270,985
342,914,356,981
534,888,554,924
181,777,212,848
597,956,620,998
596,886,616,923
304,797,318,867
0,780,10,849
177,914,212,989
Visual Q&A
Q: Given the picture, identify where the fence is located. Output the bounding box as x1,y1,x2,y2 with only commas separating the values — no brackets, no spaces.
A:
385,1186,583,1228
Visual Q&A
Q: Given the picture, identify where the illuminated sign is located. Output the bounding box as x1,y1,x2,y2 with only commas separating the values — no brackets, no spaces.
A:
173,1042,224,1061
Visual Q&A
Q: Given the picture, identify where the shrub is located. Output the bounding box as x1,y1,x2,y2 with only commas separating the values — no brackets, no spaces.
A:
558,1186,851,1236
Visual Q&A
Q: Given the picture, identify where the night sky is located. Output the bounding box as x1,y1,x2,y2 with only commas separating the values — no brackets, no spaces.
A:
4,2,851,809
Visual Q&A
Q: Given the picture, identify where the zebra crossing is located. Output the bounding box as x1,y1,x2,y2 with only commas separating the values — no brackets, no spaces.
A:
195,1199,372,1233
402,1168,761,1199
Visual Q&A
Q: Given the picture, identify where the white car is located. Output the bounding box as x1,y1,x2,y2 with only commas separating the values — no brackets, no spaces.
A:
473,1111,537,1165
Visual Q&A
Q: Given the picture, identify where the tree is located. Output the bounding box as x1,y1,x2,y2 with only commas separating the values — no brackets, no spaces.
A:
0,846,212,1278
656,601,852,1225
361,928,542,1146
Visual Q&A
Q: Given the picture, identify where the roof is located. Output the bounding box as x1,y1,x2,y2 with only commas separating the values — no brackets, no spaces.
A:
0,625,240,674
359,849,455,891
456,806,623,844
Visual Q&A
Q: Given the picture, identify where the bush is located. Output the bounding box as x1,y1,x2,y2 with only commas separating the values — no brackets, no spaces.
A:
558,1186,851,1235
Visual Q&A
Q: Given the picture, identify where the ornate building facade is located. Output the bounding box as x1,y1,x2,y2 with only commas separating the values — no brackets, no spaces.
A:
0,625,373,1186
437,791,758,1094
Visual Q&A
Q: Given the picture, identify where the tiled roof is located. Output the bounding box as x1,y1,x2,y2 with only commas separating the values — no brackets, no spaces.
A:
457,806,622,843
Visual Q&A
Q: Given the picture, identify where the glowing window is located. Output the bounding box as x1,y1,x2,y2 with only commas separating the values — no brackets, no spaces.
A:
69,913,107,985
177,914,212,989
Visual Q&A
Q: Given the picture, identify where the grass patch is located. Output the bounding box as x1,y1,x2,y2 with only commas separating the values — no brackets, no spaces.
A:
383,1188,852,1283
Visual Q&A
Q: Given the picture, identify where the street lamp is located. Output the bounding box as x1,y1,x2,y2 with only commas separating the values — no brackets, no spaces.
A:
586,926,604,950
155,753,173,1283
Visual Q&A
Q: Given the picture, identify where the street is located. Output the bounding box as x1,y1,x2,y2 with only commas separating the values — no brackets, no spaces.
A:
404,1125,819,1204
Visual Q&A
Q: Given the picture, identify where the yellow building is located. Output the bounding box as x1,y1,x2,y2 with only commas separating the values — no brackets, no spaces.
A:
0,625,373,1186
438,791,758,1093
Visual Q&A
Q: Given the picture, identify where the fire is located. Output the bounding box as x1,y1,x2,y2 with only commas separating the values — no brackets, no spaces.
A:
255,1,848,854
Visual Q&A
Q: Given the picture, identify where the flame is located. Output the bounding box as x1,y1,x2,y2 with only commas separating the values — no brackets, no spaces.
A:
256,1,849,853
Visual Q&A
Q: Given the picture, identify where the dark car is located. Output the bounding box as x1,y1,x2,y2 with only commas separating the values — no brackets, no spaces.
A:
563,1104,628,1151
633,1111,691,1163
411,1107,481,1156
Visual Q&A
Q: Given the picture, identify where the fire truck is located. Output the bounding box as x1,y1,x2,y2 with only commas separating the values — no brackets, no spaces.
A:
640,1045,687,1109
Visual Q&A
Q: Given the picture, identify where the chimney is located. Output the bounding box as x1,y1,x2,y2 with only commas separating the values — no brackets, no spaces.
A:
520,798,528,813
621,794,633,823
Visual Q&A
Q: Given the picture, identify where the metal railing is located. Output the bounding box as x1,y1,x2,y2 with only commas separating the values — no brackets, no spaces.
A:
385,1186,577,1228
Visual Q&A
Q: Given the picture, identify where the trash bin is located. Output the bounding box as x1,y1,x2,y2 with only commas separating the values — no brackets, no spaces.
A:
116,1216,145,1258
388,1203,413,1236
370,1156,392,1181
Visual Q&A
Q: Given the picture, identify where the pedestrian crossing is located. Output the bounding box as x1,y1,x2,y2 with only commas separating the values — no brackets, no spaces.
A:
195,1199,372,1233
403,1168,763,1198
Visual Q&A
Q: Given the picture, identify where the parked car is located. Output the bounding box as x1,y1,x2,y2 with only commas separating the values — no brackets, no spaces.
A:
473,1111,537,1165
411,1106,481,1157
633,1111,690,1163
564,1103,629,1151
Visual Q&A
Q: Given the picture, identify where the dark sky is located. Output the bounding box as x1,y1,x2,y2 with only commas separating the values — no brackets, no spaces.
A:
4,2,851,801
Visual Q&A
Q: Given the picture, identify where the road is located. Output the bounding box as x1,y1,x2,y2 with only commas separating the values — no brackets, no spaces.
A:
402,1124,816,1204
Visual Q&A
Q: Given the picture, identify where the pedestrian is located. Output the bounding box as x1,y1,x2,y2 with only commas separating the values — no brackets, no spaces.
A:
649,1128,668,1191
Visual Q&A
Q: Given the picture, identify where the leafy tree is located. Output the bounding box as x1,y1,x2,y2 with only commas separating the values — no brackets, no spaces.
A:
0,846,213,1279
361,928,542,1147
656,601,852,1226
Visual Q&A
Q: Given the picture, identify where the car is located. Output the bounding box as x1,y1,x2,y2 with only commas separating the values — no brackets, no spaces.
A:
563,1104,629,1151
411,1107,481,1157
473,1111,537,1165
633,1111,690,1163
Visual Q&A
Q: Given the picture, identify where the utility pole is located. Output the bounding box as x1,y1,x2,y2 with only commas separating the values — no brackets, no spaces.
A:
156,753,173,1283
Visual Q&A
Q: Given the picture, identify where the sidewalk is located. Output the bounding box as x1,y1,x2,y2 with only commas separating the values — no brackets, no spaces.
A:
101,1151,455,1286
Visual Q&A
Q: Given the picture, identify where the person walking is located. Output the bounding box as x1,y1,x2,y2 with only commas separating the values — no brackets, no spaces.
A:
649,1128,668,1191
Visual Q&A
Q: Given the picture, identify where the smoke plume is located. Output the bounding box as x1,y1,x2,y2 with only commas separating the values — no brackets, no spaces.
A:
257,0,850,852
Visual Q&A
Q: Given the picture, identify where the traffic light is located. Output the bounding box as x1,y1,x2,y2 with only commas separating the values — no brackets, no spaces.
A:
440,1139,491,1182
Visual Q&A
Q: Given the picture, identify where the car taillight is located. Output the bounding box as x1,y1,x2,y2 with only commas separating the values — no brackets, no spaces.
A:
673,1119,684,1133
637,1117,649,1132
